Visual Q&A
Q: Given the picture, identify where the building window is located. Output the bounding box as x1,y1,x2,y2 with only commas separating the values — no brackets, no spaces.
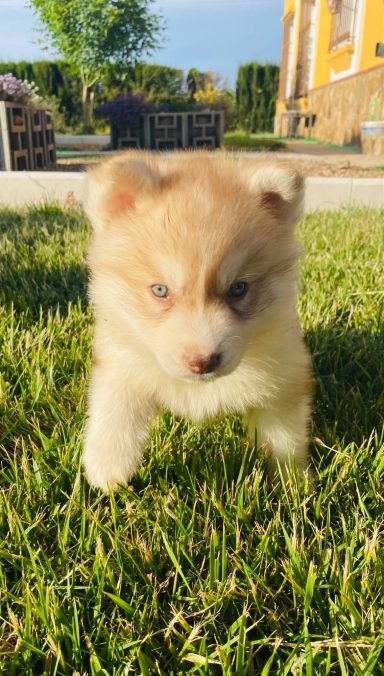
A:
327,0,342,13
295,0,316,98
329,0,357,50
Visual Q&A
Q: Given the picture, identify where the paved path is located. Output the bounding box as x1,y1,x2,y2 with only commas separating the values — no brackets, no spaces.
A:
0,170,383,212
1,140,383,211
240,139,384,168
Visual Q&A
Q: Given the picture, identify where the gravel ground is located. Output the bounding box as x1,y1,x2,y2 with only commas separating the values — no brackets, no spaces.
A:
53,153,384,177
274,158,384,178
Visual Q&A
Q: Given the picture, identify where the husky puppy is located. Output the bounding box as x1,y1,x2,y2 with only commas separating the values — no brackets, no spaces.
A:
83,152,312,491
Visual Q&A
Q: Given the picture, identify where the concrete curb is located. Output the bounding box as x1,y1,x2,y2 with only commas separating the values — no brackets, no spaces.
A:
55,134,110,147
0,172,383,211
0,172,86,207
305,176,384,211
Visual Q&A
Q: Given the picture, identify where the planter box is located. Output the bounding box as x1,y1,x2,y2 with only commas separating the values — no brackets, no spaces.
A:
0,101,56,170
112,110,224,151
361,121,384,155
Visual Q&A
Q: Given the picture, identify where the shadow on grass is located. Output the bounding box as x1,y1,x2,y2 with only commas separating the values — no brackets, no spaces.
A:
0,258,89,318
0,204,89,318
306,325,384,453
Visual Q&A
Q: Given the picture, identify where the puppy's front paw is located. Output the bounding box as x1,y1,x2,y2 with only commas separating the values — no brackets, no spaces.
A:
83,456,129,492
83,440,140,492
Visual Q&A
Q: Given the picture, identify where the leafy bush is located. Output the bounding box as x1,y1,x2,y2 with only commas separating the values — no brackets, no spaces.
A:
131,63,184,102
95,93,155,126
195,86,236,131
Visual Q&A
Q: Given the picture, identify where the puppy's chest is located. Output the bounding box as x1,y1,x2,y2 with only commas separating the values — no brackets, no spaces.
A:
156,368,276,423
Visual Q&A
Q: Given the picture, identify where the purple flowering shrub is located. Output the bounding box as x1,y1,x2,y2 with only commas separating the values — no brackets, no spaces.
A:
0,73,40,104
95,93,156,126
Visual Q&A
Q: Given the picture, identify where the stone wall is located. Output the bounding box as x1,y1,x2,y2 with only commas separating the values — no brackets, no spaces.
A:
275,64,384,148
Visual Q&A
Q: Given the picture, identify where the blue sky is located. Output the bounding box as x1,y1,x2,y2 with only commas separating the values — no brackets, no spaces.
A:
0,0,283,88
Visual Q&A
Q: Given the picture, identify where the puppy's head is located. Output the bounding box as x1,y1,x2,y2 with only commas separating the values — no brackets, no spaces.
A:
85,153,304,381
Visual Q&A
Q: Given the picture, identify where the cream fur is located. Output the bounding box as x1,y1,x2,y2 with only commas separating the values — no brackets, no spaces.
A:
83,152,312,491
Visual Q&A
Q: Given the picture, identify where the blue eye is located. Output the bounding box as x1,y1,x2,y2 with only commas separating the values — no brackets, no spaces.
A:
151,284,169,298
228,281,248,299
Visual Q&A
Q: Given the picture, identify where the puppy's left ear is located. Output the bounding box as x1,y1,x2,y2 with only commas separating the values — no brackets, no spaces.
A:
248,164,304,226
84,154,164,232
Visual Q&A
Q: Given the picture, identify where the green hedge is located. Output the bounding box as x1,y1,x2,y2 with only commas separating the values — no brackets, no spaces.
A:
236,62,280,133
0,61,188,131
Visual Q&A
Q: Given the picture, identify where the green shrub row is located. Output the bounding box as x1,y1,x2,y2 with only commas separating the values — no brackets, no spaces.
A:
0,60,280,134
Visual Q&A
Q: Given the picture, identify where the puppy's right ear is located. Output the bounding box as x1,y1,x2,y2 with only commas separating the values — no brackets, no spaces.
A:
248,163,304,227
84,155,162,231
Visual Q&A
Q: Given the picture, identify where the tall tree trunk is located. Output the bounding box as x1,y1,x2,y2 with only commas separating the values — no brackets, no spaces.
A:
82,81,92,132
81,68,94,132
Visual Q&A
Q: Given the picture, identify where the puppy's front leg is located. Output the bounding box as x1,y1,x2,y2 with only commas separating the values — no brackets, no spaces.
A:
83,366,155,491
246,395,312,479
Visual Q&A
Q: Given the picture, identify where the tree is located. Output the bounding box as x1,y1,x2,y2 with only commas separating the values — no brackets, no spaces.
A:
29,0,164,130
236,62,280,133
186,68,205,102
132,63,184,102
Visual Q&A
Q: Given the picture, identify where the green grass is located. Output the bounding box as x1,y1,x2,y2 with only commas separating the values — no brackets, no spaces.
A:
56,150,104,159
291,138,361,151
223,132,286,152
0,203,383,674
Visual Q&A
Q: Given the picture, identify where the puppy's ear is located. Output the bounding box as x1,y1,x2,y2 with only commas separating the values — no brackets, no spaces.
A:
248,164,304,226
84,155,162,230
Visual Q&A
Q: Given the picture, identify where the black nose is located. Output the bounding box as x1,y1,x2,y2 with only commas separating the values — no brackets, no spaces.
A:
183,352,222,374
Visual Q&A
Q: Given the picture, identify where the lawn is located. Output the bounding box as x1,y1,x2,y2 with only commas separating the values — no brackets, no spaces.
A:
222,132,286,152
0,203,383,674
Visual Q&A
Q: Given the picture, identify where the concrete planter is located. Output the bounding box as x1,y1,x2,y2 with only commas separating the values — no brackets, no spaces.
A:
360,120,384,156
0,101,56,170
111,111,224,150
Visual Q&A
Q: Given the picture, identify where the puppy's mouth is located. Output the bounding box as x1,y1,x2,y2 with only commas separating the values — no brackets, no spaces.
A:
179,371,220,383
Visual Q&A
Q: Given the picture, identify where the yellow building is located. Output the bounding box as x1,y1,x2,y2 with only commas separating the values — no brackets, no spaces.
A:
275,0,384,150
